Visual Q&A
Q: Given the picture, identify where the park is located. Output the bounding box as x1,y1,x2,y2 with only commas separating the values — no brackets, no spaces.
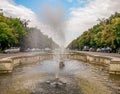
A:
0,0,120,94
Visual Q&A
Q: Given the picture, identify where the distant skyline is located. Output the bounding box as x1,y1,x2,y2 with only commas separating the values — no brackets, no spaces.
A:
0,0,120,46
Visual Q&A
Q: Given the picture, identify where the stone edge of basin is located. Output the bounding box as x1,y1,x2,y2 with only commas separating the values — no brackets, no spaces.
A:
0,57,13,73
70,51,120,75
87,53,120,74
0,53,52,74
0,52,120,75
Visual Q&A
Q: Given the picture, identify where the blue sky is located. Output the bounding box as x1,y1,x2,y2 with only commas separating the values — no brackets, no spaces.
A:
14,0,89,16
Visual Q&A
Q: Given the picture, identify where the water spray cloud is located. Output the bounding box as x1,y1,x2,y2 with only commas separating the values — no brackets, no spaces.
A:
40,4,66,48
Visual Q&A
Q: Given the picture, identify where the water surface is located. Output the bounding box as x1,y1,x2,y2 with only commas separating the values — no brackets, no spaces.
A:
0,59,119,94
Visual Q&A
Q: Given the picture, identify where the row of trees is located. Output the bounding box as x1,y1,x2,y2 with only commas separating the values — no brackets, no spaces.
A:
68,12,120,52
0,14,26,50
22,28,59,51
0,14,58,51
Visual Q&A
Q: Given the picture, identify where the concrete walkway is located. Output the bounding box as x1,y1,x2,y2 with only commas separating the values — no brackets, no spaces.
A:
0,52,40,59
0,51,120,59
79,51,120,58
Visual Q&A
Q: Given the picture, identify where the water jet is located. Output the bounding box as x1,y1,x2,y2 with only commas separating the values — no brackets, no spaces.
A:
45,77,67,88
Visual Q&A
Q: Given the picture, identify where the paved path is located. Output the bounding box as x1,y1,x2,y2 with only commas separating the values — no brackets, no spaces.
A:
79,51,120,58
0,52,26,59
0,51,120,59
0,52,39,59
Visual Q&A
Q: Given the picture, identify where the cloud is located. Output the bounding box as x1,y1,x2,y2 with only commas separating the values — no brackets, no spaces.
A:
0,0,67,46
65,0,120,45
0,0,45,28
0,0,54,43
1,0,120,46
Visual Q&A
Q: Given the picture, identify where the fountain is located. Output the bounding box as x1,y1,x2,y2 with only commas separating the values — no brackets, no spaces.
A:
40,3,67,89
59,61,65,69
46,77,67,88
45,60,66,88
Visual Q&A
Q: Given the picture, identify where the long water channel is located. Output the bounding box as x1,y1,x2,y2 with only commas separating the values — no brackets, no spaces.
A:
0,59,120,94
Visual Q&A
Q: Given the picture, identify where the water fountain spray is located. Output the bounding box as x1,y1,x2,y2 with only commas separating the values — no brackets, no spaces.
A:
40,3,66,87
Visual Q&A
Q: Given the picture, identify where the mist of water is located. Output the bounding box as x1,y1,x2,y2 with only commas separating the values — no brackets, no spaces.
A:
40,4,66,79
40,4,66,48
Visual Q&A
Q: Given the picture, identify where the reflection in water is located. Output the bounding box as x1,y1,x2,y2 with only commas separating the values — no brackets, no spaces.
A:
0,59,119,94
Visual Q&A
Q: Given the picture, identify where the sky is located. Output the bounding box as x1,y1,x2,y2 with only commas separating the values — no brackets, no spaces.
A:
0,0,120,46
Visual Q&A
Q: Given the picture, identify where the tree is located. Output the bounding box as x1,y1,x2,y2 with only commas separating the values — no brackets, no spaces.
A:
68,12,120,51
0,15,26,50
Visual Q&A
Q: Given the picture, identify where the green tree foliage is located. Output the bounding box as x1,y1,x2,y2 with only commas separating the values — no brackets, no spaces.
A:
68,12,120,51
0,15,58,51
22,28,59,50
0,15,26,50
